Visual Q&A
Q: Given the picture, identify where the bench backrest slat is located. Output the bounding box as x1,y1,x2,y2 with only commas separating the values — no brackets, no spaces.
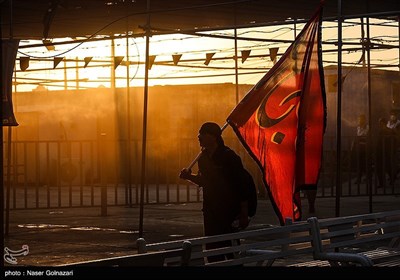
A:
142,222,311,249
312,210,400,253
59,240,192,267
317,210,400,226
321,221,400,240
138,220,314,266
323,231,400,251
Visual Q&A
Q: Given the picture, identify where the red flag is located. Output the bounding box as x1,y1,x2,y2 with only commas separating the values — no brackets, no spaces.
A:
227,4,326,225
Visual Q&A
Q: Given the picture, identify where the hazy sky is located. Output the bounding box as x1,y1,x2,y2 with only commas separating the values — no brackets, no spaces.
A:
15,18,399,92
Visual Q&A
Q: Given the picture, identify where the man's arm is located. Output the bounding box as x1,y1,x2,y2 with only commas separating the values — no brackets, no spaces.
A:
179,168,201,186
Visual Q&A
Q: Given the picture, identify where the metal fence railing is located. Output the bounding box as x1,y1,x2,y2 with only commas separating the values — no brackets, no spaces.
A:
3,136,400,210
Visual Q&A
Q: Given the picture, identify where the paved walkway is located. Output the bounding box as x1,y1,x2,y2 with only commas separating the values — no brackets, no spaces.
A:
3,195,400,269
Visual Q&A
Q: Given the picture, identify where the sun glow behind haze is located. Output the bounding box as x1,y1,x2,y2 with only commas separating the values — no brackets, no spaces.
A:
15,18,399,92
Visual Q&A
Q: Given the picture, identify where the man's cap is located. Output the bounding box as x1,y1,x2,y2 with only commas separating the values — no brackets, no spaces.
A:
199,122,222,137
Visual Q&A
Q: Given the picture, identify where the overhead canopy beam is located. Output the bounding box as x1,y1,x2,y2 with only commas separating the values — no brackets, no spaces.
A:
1,0,399,39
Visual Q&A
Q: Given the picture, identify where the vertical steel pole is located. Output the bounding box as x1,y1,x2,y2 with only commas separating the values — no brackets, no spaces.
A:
366,15,373,213
126,29,133,207
335,0,343,217
139,0,151,238
4,0,15,237
234,4,239,105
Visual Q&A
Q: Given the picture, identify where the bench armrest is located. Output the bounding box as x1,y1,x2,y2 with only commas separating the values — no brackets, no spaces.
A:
245,249,276,255
318,252,373,266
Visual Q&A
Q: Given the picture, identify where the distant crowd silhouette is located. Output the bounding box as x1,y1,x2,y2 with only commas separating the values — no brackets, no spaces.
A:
351,110,400,188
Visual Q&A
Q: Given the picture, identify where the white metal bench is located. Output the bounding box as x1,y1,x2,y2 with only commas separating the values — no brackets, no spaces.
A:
299,210,400,267
137,217,370,266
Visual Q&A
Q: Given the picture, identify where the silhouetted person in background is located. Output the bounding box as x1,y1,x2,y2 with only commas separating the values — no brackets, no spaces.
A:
376,117,397,188
179,122,249,263
303,188,317,214
386,110,400,183
387,110,400,131
353,114,369,184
